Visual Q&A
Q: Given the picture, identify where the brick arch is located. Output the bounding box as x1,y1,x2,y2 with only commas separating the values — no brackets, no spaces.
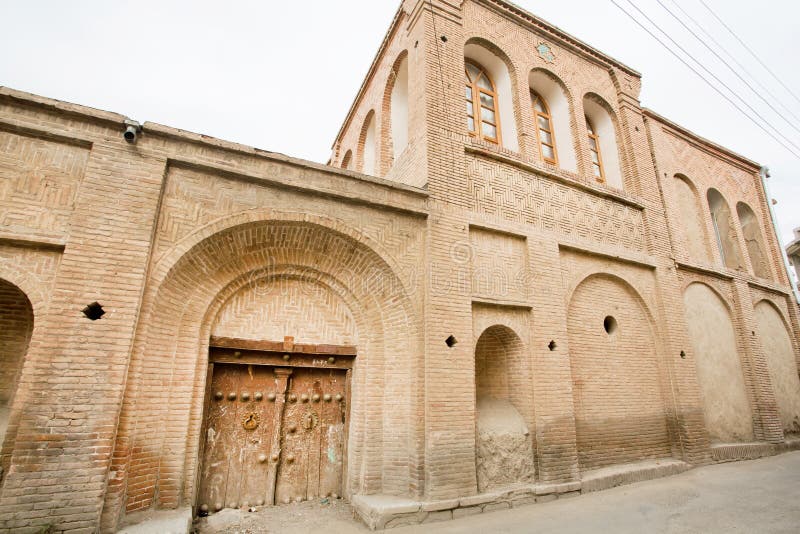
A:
0,260,47,318
0,278,35,478
528,67,580,172
566,273,671,469
473,324,535,490
104,219,419,528
582,92,626,189
464,36,522,152
673,174,712,263
381,49,410,173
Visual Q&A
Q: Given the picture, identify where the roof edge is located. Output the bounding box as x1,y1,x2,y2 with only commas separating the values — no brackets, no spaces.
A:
331,4,406,150
478,0,641,77
643,107,762,170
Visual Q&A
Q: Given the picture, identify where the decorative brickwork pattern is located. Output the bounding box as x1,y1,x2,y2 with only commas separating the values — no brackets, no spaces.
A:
0,131,88,239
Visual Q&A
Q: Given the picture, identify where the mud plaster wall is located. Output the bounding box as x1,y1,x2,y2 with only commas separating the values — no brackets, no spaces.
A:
754,301,800,434
683,282,754,443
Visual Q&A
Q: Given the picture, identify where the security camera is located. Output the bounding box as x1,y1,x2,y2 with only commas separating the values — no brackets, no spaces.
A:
123,119,142,144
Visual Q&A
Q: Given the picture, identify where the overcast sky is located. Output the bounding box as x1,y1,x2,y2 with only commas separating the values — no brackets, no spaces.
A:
1,1,798,252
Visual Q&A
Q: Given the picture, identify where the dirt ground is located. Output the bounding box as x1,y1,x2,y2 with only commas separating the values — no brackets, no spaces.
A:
193,497,370,534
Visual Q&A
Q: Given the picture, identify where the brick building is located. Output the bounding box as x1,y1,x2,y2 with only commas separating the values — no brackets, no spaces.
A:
1,0,799,531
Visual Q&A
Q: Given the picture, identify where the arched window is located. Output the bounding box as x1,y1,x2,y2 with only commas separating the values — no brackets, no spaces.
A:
465,61,501,144
586,116,604,182
531,91,557,165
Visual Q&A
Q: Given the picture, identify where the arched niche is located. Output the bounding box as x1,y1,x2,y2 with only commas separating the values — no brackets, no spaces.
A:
389,53,409,160
529,69,577,172
474,325,533,491
683,282,753,443
109,219,419,518
672,175,710,263
567,274,670,469
707,188,745,270
0,279,33,451
754,301,800,435
341,150,352,170
736,202,771,279
583,94,623,189
465,40,519,152
358,111,377,175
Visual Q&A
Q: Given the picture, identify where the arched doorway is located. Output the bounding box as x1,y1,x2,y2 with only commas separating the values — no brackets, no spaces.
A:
0,279,33,473
106,218,419,522
474,325,533,491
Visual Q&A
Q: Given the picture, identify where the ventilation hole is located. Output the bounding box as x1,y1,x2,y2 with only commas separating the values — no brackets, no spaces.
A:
82,302,105,321
414,40,419,48
548,340,557,351
440,35,448,42
680,350,686,359
603,315,617,335
445,335,457,348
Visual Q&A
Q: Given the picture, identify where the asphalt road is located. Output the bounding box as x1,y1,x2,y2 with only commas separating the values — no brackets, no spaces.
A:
393,451,800,534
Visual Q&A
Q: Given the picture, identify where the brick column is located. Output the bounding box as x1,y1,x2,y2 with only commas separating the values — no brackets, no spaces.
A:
0,142,165,532
528,236,579,483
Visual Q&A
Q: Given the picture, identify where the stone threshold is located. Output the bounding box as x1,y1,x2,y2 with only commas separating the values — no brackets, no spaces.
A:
351,481,581,530
580,458,690,493
117,507,193,534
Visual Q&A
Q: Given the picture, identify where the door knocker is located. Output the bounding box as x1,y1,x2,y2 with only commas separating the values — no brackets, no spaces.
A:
242,412,260,430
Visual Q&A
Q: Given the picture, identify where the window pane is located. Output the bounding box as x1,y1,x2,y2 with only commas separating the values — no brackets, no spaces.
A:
540,130,553,145
466,64,480,82
466,101,474,117
538,116,550,130
591,151,599,164
479,92,494,108
593,164,602,178
589,137,598,150
467,116,475,132
533,98,544,113
466,86,473,101
477,74,492,91
481,107,496,124
482,122,497,139
542,145,555,160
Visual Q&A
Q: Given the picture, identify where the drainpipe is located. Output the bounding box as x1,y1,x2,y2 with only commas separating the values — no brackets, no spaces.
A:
760,166,800,303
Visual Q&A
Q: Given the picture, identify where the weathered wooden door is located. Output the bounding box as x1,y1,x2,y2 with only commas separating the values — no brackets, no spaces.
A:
198,362,347,513
275,367,347,504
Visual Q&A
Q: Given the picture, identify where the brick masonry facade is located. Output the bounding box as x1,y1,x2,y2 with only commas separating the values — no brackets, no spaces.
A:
0,0,799,531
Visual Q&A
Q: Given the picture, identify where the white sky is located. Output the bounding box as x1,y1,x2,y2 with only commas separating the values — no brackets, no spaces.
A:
1,0,798,251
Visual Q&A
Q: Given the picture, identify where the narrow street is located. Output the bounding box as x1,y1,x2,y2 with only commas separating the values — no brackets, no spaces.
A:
196,450,800,533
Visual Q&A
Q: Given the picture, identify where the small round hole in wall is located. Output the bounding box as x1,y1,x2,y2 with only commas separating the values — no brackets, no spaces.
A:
680,350,686,359
548,340,557,351
603,315,617,335
445,335,457,348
